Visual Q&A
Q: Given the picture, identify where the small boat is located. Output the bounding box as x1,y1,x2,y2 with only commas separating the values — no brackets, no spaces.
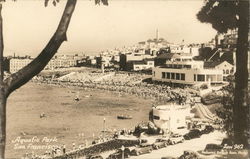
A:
74,91,80,101
74,97,80,101
117,115,132,120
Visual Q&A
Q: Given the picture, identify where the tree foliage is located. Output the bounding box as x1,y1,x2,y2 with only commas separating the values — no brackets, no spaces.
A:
216,82,234,136
197,0,239,33
216,79,250,141
44,0,108,7
0,0,108,7
95,0,108,6
197,0,249,146
45,0,60,7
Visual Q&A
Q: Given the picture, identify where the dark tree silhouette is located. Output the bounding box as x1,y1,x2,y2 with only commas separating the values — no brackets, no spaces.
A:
0,0,107,158
0,1,77,158
197,0,249,146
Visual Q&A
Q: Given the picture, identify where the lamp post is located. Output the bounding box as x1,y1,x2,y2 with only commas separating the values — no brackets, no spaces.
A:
103,118,106,139
121,145,125,159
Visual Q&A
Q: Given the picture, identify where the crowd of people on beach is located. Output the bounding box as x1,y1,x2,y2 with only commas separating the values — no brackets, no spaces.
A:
33,71,198,105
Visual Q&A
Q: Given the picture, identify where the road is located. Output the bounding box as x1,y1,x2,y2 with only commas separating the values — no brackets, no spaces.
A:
129,131,226,159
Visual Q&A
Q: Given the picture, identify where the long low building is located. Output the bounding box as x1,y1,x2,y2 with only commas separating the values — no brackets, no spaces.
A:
9,58,32,73
152,55,223,85
152,66,223,85
9,56,79,73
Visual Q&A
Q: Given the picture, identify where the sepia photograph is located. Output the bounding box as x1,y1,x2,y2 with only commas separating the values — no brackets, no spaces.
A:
0,0,249,158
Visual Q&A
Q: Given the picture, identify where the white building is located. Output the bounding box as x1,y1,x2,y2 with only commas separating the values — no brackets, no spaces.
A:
133,59,154,71
45,58,77,70
152,55,223,85
120,53,156,71
126,53,156,61
9,54,80,73
9,58,32,73
204,61,234,80
152,105,192,133
171,46,199,57
215,61,234,78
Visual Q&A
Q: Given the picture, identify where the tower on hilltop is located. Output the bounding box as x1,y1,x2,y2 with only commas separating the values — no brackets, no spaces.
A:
156,29,159,41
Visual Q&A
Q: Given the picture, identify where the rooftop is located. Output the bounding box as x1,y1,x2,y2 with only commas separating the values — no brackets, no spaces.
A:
153,104,190,111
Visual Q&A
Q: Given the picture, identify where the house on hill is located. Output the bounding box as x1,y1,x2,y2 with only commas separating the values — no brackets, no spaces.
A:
204,61,234,80
132,58,155,71
154,53,180,66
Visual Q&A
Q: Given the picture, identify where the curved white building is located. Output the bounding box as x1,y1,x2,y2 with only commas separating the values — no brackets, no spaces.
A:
152,105,192,132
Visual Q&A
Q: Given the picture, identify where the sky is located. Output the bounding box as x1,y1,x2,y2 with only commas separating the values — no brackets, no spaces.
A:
2,0,217,57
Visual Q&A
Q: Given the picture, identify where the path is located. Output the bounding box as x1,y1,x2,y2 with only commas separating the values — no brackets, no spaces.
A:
195,104,217,121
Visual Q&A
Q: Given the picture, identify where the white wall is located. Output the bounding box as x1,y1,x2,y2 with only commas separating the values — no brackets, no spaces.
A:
152,67,223,85
152,105,190,132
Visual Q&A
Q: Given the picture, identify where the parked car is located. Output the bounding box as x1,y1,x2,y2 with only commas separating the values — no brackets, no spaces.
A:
221,138,233,147
106,148,131,159
204,144,223,153
139,142,152,147
130,144,153,156
152,138,168,149
179,150,200,159
161,156,176,159
201,125,214,134
183,129,201,140
87,155,104,159
168,134,184,145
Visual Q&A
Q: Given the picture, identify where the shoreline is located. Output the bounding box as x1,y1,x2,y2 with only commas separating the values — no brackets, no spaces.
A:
31,75,196,106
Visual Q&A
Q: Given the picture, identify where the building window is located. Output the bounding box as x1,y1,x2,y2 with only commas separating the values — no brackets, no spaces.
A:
230,69,234,73
167,72,170,79
226,70,229,74
181,73,185,80
197,74,205,81
184,65,191,68
171,73,175,79
194,74,196,81
162,72,166,78
153,116,160,120
176,73,180,80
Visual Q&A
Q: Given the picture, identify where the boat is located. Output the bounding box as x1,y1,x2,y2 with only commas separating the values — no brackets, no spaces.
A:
74,97,80,101
74,91,80,101
117,115,132,120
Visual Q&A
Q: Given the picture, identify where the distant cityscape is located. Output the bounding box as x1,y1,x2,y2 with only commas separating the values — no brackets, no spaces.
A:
3,29,250,86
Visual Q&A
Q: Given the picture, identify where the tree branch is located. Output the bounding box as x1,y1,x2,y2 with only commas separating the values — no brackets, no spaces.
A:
0,4,4,82
3,0,77,97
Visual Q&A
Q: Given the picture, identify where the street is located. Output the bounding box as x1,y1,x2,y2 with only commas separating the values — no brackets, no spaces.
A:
129,131,226,159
